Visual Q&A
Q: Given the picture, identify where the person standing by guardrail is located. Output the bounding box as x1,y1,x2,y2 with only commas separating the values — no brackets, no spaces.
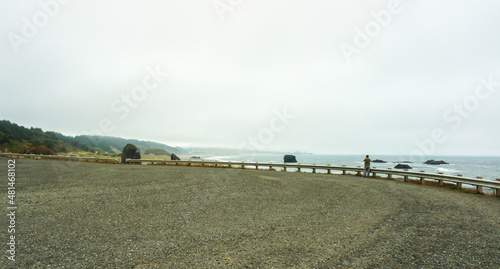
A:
363,155,371,177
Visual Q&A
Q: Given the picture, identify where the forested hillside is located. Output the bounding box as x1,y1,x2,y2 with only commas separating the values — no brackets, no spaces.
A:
0,120,184,155
72,135,184,154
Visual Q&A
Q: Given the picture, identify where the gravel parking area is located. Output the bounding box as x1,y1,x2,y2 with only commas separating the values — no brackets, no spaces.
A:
1,159,499,268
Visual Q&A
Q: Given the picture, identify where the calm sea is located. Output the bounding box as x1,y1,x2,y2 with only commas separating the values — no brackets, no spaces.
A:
205,154,500,181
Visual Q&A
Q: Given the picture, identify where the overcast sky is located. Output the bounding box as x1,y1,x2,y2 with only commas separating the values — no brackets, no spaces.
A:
1,0,499,156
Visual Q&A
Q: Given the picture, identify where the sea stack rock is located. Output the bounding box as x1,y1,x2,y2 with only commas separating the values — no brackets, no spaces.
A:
372,159,387,163
424,160,449,165
171,153,181,160
121,144,141,164
284,155,297,163
394,164,412,169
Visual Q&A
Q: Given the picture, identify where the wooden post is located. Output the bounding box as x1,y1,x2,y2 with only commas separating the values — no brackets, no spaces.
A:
283,166,287,172
403,169,409,182
496,179,500,197
476,185,483,194
241,162,245,169
297,165,301,172
256,162,259,170
312,164,316,173
437,172,444,186
372,167,376,178
342,165,346,175
456,174,463,190
420,171,425,185
356,166,361,176
476,177,483,194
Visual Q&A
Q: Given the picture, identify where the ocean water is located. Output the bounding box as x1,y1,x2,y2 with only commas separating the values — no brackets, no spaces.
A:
205,154,500,181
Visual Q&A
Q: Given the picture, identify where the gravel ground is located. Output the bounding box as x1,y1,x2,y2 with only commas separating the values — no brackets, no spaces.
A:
0,158,499,268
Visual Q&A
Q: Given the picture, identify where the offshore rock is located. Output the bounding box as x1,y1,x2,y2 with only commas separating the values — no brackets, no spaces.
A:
424,160,449,165
394,164,412,169
284,155,297,163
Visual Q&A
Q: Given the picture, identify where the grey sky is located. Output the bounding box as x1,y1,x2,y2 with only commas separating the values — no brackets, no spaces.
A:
1,0,499,156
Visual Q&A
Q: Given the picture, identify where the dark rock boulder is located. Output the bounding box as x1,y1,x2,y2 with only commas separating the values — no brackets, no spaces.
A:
424,160,449,165
394,164,412,169
171,153,180,161
372,159,387,163
121,144,141,164
284,155,297,163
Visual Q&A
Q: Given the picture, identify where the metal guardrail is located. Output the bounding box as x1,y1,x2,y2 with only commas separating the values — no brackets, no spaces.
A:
127,159,500,196
1,153,498,196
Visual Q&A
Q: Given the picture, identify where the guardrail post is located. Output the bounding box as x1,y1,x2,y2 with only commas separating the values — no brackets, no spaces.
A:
496,179,500,197
403,169,409,182
437,172,444,186
387,168,392,179
269,164,273,171
312,164,316,173
420,171,425,185
372,167,376,177
241,162,245,169
476,177,483,194
456,174,463,190
356,166,361,176
297,164,301,172
255,162,259,170
342,165,346,175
